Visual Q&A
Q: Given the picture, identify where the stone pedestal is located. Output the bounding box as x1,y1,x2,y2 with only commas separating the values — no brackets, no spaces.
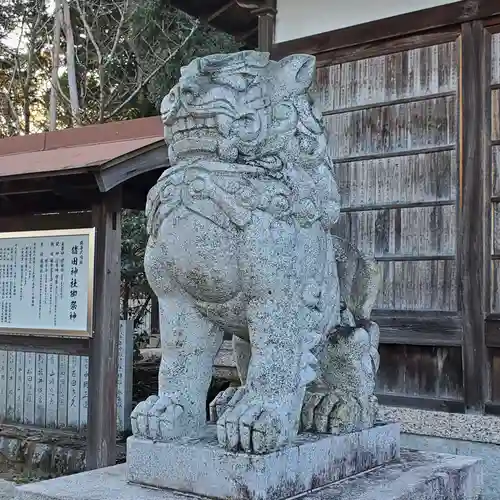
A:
12,450,482,500
127,423,399,500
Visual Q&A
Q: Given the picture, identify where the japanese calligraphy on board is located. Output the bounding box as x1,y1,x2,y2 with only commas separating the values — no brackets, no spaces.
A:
0,229,95,338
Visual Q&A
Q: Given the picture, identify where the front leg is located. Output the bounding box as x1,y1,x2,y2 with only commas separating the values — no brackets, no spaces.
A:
217,297,308,453
131,291,223,441
217,214,323,453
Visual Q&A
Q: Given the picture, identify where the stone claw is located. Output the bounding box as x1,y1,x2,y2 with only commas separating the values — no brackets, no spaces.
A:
131,393,185,441
216,391,294,454
301,390,374,435
301,391,340,433
327,394,364,434
209,386,244,423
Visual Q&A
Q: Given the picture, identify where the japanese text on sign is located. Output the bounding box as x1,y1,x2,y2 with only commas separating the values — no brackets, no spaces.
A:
0,229,94,336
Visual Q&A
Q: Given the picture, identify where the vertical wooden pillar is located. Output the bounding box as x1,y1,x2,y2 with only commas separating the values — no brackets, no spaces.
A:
458,21,491,413
256,6,276,52
87,188,122,469
236,0,276,52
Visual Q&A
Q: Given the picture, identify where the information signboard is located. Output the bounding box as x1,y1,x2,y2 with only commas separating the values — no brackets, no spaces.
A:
0,228,95,337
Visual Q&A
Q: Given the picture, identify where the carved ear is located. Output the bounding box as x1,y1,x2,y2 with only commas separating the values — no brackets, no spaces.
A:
278,54,316,92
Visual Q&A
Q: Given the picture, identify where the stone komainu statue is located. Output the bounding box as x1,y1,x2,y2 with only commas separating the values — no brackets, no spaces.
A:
131,51,381,454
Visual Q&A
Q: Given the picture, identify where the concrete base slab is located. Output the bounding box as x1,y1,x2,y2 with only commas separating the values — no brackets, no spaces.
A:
12,450,482,500
127,423,399,500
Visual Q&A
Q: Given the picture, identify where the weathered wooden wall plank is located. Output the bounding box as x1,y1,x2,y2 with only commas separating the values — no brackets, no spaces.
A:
316,41,458,112
492,89,500,141
318,39,459,323
487,31,499,405
491,146,500,196
336,151,457,208
336,205,456,257
325,96,456,161
491,32,500,84
375,260,457,311
491,263,500,313
316,38,461,401
377,345,463,399
490,348,500,402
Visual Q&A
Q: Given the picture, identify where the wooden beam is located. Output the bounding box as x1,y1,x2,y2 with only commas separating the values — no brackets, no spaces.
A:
458,21,491,413
257,10,275,52
0,175,96,196
272,0,500,59
0,335,89,356
0,197,93,218
208,0,234,22
87,188,122,470
95,140,166,193
373,311,463,346
485,402,500,415
315,27,459,67
376,393,465,413
0,211,92,232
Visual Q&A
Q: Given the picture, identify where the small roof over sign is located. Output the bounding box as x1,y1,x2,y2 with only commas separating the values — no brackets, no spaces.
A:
0,117,164,181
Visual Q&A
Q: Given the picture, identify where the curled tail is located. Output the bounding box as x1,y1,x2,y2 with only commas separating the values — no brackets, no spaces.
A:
331,235,381,325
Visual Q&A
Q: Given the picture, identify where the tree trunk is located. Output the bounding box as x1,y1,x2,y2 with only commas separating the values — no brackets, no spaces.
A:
49,0,62,131
61,0,81,126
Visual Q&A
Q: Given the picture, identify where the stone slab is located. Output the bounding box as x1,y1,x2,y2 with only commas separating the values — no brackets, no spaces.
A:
0,320,132,433
127,423,400,500
12,450,482,500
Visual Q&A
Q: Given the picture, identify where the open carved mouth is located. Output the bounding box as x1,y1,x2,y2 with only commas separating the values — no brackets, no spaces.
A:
166,115,221,144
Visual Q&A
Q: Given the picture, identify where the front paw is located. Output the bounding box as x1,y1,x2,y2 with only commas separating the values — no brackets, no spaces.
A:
216,393,297,454
209,386,245,423
301,390,371,434
301,391,340,433
131,393,185,441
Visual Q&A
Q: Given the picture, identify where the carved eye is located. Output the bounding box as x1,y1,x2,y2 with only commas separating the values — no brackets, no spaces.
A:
241,116,254,127
183,90,195,103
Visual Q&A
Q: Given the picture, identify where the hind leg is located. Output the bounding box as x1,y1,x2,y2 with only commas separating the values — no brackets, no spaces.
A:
131,292,223,441
209,335,251,422
216,214,323,453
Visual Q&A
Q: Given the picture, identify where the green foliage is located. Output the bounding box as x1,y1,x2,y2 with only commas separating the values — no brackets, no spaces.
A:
0,0,241,133
121,209,150,300
128,0,241,108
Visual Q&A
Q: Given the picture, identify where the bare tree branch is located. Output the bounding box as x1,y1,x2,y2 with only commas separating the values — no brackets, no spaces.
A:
106,19,199,121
